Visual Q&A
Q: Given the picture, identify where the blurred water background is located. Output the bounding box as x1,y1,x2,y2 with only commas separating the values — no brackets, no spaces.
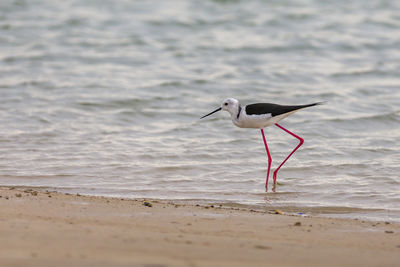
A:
1,0,399,221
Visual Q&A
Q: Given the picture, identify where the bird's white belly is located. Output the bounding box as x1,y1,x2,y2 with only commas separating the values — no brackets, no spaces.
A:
239,114,273,128
233,110,299,129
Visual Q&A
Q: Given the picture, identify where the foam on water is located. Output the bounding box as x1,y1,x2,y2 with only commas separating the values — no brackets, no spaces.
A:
0,0,399,222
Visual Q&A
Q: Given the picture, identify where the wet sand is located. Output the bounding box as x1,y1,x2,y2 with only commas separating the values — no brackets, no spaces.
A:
0,186,399,267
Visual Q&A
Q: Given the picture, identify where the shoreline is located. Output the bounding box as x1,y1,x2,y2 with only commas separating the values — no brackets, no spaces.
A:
1,186,399,266
3,185,396,223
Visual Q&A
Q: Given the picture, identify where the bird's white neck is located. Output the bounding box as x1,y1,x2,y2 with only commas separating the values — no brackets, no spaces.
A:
228,105,242,123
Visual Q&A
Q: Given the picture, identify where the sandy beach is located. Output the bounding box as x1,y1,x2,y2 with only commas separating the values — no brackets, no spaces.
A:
0,187,399,267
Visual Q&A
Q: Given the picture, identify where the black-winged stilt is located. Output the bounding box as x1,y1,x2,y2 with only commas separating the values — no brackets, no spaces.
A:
200,98,322,192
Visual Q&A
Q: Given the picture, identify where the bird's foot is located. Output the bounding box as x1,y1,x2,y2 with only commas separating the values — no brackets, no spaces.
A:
272,181,277,192
272,172,278,192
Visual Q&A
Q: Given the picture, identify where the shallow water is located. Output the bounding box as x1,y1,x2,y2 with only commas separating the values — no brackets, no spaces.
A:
1,0,400,221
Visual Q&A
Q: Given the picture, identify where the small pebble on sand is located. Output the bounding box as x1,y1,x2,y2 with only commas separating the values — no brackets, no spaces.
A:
143,201,152,207
255,245,271,250
274,209,284,215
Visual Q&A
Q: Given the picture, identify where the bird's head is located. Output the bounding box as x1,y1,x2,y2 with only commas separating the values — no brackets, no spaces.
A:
221,98,239,114
200,98,240,119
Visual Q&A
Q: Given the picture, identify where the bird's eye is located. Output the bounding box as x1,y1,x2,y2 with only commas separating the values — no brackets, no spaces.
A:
224,103,228,106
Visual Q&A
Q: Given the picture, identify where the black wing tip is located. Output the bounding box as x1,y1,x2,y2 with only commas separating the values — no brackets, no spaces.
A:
305,101,326,108
292,101,325,112
312,101,327,106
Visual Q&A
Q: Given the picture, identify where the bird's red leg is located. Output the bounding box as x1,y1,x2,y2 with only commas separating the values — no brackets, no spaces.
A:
260,129,272,192
273,123,304,192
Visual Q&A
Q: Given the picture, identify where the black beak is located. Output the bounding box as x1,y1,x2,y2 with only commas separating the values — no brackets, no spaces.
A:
200,107,222,119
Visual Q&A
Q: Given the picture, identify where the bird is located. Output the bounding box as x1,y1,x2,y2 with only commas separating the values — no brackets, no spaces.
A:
200,98,322,192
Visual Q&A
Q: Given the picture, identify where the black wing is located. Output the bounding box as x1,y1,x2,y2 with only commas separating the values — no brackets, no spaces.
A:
245,102,321,117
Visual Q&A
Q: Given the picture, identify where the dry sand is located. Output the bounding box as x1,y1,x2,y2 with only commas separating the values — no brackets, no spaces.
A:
0,187,399,267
